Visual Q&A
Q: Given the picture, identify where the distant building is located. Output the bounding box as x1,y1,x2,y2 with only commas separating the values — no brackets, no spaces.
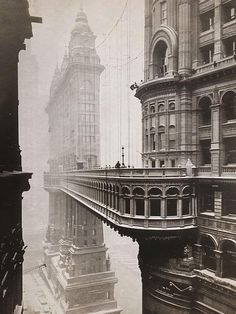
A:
44,8,121,314
47,9,104,171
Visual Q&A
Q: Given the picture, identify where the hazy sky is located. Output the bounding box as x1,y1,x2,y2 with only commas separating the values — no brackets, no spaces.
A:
25,0,144,167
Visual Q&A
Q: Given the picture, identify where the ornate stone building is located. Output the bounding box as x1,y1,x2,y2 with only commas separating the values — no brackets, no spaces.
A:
44,8,121,314
134,0,236,313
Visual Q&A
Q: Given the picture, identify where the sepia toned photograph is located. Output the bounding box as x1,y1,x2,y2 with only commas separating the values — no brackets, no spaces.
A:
1,0,236,313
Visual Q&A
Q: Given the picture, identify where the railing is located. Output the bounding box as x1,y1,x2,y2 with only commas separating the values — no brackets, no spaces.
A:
194,55,236,76
222,166,236,176
197,166,212,176
63,167,187,178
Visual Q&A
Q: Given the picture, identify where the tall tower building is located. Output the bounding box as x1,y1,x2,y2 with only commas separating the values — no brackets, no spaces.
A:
47,8,104,171
44,8,121,314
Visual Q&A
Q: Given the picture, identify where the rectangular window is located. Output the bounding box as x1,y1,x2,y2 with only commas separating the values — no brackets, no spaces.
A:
160,1,167,25
158,132,165,150
150,134,156,151
201,44,214,64
171,159,176,167
160,160,165,167
151,160,156,168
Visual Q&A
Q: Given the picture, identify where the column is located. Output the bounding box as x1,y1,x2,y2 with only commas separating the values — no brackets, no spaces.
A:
214,250,223,277
161,196,167,218
211,89,223,176
144,0,153,81
214,0,223,61
178,0,192,75
177,196,182,217
130,197,135,217
192,0,200,67
179,85,192,162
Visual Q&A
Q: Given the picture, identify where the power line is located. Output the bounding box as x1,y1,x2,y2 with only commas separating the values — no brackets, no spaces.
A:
96,0,129,49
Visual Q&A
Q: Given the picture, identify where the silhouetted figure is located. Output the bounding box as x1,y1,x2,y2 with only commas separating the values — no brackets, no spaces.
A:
115,161,121,168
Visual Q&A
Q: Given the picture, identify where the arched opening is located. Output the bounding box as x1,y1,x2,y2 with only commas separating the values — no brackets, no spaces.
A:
222,91,236,122
199,97,212,126
122,187,130,215
200,235,216,271
148,188,162,216
166,187,179,216
133,187,145,216
221,240,236,279
153,40,169,78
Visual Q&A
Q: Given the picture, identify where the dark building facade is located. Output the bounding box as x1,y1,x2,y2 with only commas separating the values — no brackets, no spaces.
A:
0,1,35,313
44,8,121,314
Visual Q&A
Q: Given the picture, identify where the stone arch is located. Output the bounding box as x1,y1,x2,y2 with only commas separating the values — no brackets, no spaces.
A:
148,187,163,196
199,233,218,250
218,238,236,251
221,90,236,122
133,187,145,196
150,26,178,78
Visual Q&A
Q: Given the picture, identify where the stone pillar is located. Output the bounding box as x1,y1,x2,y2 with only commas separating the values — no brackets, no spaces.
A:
214,0,223,61
178,0,192,75
179,86,192,161
119,196,124,214
161,196,167,218
168,0,177,29
211,89,223,176
144,197,149,218
177,196,182,217
194,244,204,269
130,197,135,217
214,250,223,277
192,0,200,67
144,0,153,81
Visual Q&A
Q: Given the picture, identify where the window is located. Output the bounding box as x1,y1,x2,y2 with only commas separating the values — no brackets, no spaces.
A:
150,105,156,114
158,104,165,112
151,160,156,168
200,10,214,32
200,140,211,165
223,1,236,23
169,126,176,150
199,97,211,125
153,41,168,78
182,198,190,215
224,137,236,164
158,126,165,150
171,159,175,167
224,37,236,57
222,91,236,122
169,102,175,111
151,116,155,128
160,160,165,167
150,133,156,150
201,44,214,64
160,1,167,25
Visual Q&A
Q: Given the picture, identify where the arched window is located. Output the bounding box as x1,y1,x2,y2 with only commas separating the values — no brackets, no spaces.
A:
150,105,156,114
169,125,176,150
153,40,169,78
166,187,179,216
200,235,217,271
199,97,212,126
148,188,162,216
158,104,165,112
133,187,145,216
122,187,130,215
169,102,175,111
222,91,236,122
